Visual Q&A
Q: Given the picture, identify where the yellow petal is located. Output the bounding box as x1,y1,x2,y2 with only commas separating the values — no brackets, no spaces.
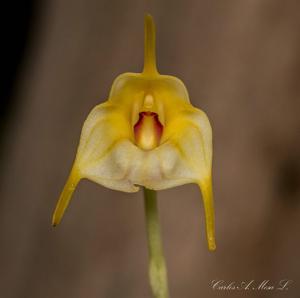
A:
52,169,80,226
143,14,158,75
162,107,215,250
198,178,216,251
52,102,134,225
82,104,211,191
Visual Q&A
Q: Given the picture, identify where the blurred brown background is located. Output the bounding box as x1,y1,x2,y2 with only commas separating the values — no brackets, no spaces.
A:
0,0,299,297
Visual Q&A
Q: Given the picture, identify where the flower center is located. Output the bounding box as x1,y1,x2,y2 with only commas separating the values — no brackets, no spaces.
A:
134,111,163,150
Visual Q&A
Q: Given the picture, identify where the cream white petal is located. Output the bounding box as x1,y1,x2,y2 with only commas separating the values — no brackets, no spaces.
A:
76,105,212,193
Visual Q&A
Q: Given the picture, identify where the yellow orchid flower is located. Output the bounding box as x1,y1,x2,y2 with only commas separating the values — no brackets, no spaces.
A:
52,15,215,253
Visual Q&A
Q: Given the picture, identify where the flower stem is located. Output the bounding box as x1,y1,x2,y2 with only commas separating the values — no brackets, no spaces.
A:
143,188,169,298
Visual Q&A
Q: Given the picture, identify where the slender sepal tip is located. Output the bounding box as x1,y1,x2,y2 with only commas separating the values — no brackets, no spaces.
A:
52,170,80,226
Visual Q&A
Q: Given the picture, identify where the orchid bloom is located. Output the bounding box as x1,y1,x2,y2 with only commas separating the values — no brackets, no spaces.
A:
53,14,215,251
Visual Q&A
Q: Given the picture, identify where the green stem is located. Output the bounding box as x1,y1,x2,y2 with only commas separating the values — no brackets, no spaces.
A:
143,188,169,298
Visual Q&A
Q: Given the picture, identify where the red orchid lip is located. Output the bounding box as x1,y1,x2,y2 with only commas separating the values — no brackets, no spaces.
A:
134,111,163,150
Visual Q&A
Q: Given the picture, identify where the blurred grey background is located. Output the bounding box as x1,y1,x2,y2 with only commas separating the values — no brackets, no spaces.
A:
0,0,299,297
